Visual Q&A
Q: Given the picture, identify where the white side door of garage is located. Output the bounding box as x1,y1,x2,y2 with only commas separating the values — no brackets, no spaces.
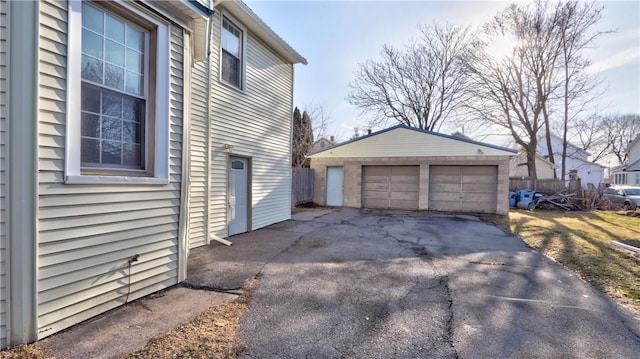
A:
362,166,419,210
428,165,498,213
326,166,344,206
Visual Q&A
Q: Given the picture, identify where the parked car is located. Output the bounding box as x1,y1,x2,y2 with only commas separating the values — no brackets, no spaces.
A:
603,186,640,210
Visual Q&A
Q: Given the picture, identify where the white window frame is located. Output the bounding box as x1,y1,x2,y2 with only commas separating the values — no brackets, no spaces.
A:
219,13,247,92
66,0,170,184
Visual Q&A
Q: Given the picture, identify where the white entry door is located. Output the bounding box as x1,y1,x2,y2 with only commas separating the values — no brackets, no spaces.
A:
326,166,344,206
228,157,248,236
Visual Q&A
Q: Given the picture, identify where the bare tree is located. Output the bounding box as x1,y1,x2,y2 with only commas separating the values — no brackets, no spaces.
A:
551,0,608,180
303,103,333,140
601,114,640,165
571,115,611,163
347,22,471,131
467,1,608,179
467,3,561,179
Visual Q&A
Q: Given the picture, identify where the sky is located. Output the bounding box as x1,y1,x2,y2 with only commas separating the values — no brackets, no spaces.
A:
244,0,640,144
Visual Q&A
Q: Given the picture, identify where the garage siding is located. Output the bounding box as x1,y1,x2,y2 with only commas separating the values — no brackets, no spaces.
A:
429,166,497,213
362,166,419,210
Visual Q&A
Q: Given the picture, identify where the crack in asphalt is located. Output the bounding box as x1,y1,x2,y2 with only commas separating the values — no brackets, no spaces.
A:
180,282,243,295
384,231,432,260
441,275,459,359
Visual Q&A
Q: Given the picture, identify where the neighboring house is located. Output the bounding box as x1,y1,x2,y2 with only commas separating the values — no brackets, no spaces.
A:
509,150,558,179
0,0,304,349
310,136,336,153
308,125,516,215
612,134,640,185
536,134,604,187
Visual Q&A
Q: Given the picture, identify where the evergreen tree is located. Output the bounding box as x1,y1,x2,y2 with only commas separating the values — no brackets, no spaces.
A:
292,107,314,167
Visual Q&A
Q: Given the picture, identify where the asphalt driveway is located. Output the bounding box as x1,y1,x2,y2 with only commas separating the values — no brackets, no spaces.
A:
187,208,640,358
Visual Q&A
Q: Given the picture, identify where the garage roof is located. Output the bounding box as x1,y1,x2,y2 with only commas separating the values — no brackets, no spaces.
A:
307,125,517,158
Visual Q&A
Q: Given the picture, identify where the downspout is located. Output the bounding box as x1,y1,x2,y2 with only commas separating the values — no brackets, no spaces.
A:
205,3,214,245
207,2,232,246
178,28,193,282
7,0,39,345
288,64,294,213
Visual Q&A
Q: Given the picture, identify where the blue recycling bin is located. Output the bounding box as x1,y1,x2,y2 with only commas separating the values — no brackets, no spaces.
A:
509,192,517,208
516,190,534,209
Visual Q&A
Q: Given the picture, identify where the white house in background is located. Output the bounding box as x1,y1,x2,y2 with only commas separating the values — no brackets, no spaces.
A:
1,0,304,349
536,134,604,187
612,134,640,185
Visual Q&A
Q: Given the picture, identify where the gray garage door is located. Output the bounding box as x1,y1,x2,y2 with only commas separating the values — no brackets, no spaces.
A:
429,165,497,213
362,166,419,210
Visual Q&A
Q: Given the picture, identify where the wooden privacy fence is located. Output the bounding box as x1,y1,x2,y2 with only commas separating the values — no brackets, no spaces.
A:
292,168,314,206
509,178,566,194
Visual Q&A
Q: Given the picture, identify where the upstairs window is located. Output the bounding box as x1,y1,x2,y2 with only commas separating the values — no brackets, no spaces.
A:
221,16,244,89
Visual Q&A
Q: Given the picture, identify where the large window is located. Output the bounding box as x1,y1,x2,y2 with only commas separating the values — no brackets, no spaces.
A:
81,3,147,169
221,16,244,89
66,1,169,183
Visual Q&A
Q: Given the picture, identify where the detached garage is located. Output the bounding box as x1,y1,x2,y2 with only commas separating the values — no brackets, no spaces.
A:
307,125,516,215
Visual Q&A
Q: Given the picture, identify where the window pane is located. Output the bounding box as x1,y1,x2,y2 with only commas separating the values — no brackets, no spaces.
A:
105,40,125,66
125,71,143,95
123,144,142,168
102,140,122,165
81,54,103,83
80,7,148,172
231,161,244,170
105,14,125,43
81,85,101,113
222,20,241,57
81,138,100,164
123,97,144,122
222,50,240,87
82,29,103,58
105,63,125,90
82,3,103,34
102,92,122,117
102,116,122,141
81,113,100,138
126,48,143,73
123,120,141,144
127,27,144,52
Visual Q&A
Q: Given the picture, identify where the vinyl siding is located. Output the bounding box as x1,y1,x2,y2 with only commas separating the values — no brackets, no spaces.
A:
188,58,209,248
0,0,7,348
208,11,293,242
36,0,184,338
309,127,515,159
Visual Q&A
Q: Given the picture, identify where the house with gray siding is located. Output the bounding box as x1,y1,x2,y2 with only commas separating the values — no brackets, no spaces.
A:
0,0,304,349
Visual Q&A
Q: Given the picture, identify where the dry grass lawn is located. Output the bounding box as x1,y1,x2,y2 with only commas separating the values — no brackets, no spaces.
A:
482,210,640,315
0,279,258,359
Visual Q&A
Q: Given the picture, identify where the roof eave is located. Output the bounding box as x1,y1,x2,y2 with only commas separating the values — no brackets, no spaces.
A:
307,125,517,157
